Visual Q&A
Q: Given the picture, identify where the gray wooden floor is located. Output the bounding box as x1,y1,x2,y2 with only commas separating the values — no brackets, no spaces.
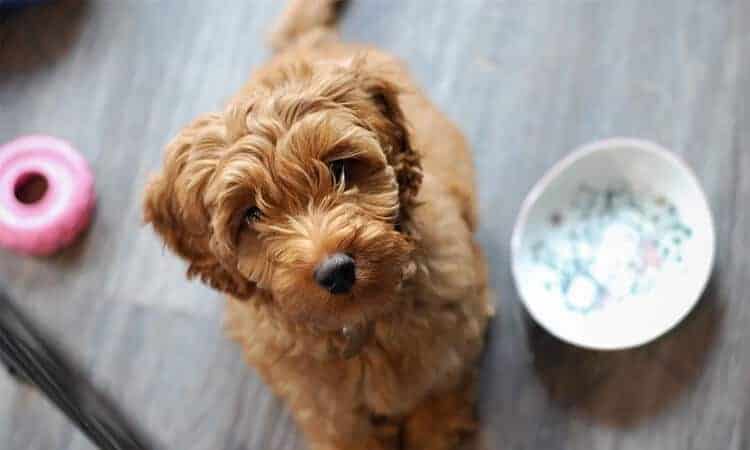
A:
1,1,749,449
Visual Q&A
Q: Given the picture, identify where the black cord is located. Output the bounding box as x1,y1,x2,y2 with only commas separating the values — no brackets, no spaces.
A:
0,287,156,450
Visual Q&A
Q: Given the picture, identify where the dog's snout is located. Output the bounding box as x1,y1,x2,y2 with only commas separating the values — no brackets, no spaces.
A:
314,253,356,294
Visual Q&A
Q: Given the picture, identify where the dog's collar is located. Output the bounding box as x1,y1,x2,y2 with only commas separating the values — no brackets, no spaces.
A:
337,321,374,359
334,262,416,359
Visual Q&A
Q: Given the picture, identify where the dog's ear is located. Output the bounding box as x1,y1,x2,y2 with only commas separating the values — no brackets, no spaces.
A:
143,113,256,299
351,56,423,211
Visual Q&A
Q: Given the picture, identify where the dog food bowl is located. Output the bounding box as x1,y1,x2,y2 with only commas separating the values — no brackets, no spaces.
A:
511,138,715,350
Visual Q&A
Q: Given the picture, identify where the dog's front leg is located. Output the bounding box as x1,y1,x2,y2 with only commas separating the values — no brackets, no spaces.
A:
401,371,478,450
293,404,399,450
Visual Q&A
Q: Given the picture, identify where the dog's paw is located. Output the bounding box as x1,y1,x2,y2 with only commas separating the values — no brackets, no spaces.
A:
310,436,397,450
402,385,478,450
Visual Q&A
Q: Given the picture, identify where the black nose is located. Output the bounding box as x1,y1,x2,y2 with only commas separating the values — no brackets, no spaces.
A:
314,253,356,294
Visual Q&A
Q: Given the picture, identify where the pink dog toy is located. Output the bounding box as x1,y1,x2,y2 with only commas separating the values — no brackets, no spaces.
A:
0,135,95,255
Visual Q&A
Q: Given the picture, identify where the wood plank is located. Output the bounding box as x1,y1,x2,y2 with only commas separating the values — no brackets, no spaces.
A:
1,1,748,449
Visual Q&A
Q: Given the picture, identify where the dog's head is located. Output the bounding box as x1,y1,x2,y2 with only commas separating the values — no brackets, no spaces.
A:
144,56,421,330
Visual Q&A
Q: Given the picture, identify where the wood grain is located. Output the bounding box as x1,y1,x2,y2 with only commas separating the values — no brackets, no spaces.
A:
1,1,748,449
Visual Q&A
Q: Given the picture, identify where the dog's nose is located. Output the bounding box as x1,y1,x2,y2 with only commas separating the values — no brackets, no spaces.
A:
314,253,356,294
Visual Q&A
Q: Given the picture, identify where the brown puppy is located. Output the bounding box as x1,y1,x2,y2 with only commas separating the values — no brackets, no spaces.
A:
144,1,493,449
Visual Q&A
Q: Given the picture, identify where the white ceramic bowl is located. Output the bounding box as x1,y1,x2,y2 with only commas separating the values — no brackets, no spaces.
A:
511,138,715,350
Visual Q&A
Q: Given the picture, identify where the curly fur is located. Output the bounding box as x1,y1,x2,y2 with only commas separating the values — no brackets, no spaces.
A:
144,1,492,449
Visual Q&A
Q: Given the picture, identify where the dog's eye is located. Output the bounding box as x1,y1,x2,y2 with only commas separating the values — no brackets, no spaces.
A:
244,206,262,224
329,159,346,185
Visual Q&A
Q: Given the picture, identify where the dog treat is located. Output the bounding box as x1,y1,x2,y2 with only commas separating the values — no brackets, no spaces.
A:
532,183,692,313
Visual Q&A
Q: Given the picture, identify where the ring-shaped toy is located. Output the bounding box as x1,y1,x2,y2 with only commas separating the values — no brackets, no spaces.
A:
0,135,95,255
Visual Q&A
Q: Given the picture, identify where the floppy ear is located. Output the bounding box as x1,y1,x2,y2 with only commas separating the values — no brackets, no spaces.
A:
143,113,256,299
352,56,423,212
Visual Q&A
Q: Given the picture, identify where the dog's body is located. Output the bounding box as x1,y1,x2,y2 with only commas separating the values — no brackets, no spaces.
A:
145,2,492,449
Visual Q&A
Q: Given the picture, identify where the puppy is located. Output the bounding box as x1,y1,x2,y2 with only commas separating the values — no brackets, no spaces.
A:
144,1,492,449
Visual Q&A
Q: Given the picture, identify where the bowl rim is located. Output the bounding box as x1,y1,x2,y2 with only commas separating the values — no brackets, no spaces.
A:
510,137,716,350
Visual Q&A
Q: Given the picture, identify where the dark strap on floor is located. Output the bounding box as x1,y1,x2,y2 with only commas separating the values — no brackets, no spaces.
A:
0,287,156,450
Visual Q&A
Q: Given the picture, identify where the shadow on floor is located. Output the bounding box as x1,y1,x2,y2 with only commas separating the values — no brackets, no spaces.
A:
0,0,89,74
49,208,97,266
527,273,723,428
